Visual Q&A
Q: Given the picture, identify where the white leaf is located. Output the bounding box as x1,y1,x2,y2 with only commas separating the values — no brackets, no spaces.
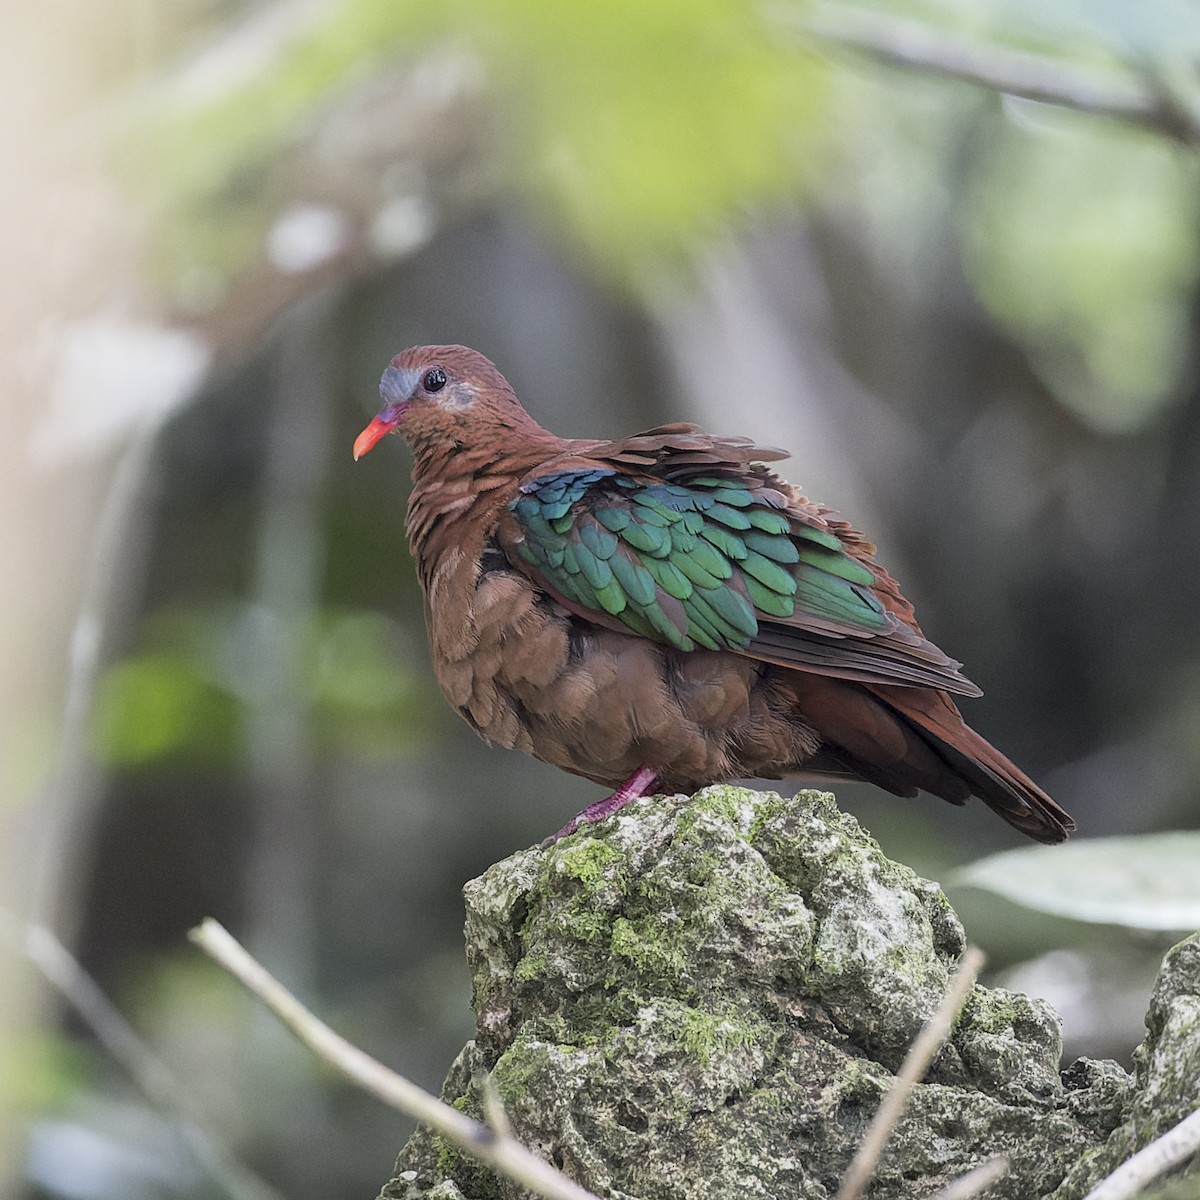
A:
953,833,1200,931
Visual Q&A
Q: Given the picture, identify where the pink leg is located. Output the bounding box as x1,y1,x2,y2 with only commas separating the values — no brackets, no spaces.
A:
541,766,660,846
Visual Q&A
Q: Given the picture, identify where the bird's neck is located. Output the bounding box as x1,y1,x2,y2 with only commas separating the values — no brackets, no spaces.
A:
405,421,568,588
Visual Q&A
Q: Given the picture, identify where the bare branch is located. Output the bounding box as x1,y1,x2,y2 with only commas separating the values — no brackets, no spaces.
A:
26,427,162,935
189,919,601,1200
479,1072,515,1141
790,7,1200,145
929,1155,1011,1200
0,910,283,1200
1082,1105,1200,1200
837,945,986,1200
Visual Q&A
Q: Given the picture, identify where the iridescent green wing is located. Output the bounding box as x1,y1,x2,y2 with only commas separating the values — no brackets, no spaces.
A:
505,468,890,654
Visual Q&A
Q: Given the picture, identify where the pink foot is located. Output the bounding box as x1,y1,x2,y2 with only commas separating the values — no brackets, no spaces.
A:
541,767,660,847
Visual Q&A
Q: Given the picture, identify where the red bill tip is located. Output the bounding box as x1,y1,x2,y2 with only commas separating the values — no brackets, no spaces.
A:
353,414,397,461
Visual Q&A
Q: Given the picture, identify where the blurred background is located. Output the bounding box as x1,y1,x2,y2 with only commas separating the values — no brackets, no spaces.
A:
4,0,1200,1196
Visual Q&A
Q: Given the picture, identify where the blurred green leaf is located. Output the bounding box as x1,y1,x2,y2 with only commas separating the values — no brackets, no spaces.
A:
306,608,433,757
477,0,828,277
94,603,433,768
0,1032,92,1114
128,0,829,285
956,832,1200,930
309,610,413,709
92,653,238,768
963,112,1199,432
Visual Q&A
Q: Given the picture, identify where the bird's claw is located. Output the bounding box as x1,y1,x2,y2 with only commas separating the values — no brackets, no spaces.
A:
539,767,660,848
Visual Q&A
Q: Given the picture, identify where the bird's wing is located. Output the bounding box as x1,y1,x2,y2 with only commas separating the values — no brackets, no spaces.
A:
497,440,980,697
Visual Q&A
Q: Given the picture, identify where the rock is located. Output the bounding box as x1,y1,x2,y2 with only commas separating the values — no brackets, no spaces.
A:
378,788,1150,1200
1052,933,1200,1199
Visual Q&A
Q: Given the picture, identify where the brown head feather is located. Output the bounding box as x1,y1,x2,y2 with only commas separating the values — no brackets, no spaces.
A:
384,345,552,463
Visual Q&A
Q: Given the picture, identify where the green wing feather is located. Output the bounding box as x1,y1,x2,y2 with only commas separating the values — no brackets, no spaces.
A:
508,468,889,654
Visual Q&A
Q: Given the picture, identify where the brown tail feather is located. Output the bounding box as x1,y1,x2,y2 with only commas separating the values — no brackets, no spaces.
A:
784,675,1074,843
866,684,1075,844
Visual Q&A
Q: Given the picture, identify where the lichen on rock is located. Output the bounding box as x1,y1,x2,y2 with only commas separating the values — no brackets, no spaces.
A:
1051,933,1200,1199
377,787,1199,1200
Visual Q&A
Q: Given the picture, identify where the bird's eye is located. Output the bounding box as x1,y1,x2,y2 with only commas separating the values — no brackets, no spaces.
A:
423,368,447,393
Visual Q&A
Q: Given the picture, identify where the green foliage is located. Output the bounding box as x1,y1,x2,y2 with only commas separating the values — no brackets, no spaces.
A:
956,832,1200,930
124,949,247,1034
123,0,1200,432
92,652,237,767
464,0,827,278
963,113,1200,432
307,608,434,756
125,0,434,281
91,603,433,768
810,2,1200,432
125,0,827,285
0,1032,91,1115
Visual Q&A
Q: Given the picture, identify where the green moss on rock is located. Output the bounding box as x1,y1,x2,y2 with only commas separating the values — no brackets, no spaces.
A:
1052,932,1200,1199
375,788,1200,1200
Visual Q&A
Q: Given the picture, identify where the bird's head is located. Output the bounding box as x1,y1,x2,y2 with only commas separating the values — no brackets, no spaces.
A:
353,344,530,460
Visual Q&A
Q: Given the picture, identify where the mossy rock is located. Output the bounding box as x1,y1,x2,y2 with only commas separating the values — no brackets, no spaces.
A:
378,788,1200,1199
1051,933,1200,1199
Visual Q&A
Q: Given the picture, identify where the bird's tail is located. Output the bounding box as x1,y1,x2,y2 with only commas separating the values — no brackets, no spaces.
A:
785,676,1075,844
870,683,1074,843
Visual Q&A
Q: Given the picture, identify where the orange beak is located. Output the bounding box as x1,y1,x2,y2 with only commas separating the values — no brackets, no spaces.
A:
353,413,399,461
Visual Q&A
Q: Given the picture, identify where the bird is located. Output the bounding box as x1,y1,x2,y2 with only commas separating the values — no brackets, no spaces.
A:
354,344,1074,845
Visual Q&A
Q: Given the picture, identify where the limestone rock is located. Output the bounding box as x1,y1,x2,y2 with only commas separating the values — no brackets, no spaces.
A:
379,788,1145,1200
1052,933,1200,1199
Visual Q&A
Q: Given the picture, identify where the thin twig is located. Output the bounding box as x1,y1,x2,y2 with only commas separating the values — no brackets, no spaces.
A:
243,301,331,992
1082,1106,1200,1200
837,945,986,1200
479,1072,514,1141
928,1155,1010,1200
788,6,1200,146
0,909,282,1200
189,919,601,1200
27,426,161,934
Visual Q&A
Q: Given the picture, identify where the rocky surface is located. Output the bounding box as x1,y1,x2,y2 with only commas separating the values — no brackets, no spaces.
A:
377,787,1200,1200
1052,934,1200,1199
